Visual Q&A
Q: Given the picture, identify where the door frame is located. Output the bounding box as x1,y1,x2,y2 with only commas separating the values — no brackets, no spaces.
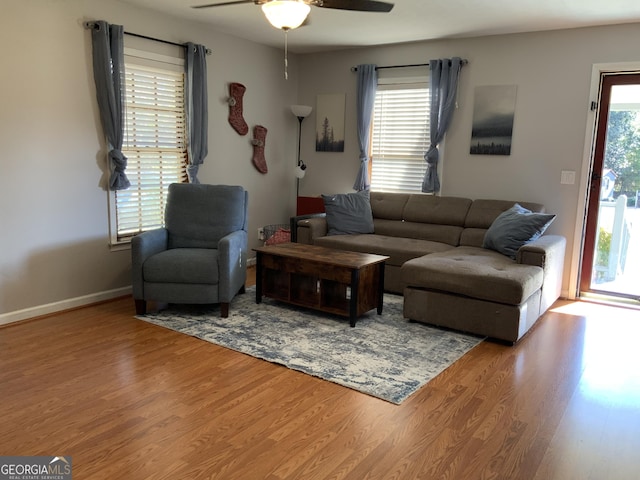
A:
569,61,640,299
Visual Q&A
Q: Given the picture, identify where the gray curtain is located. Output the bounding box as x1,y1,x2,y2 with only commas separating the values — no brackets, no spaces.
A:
353,64,377,191
185,43,209,184
422,57,462,193
91,21,129,190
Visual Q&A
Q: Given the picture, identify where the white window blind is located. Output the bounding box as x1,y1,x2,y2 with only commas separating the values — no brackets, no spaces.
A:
113,59,187,243
371,81,430,193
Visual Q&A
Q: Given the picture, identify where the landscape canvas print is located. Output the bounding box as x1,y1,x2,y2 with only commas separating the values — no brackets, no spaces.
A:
470,85,517,155
316,93,345,152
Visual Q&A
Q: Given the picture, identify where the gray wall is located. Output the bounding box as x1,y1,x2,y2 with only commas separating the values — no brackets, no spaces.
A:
295,23,640,299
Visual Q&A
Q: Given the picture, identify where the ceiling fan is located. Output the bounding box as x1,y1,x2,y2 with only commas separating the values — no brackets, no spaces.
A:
192,0,395,31
192,1,394,79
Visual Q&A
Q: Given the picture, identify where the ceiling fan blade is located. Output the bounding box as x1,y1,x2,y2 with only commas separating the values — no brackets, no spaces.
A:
317,0,394,13
191,0,394,12
192,0,255,9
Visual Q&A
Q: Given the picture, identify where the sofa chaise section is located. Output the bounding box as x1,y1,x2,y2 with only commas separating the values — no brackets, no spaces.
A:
401,198,566,343
401,242,557,343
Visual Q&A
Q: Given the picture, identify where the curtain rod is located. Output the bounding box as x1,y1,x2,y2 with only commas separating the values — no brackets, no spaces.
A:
83,21,212,56
350,60,468,72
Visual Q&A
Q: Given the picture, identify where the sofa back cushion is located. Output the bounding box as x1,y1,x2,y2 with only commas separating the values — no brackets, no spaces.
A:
370,191,410,220
403,195,472,226
369,193,471,246
460,199,546,247
373,219,464,246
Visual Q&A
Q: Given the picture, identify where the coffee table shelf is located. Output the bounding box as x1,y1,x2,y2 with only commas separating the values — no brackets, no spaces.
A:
254,243,388,327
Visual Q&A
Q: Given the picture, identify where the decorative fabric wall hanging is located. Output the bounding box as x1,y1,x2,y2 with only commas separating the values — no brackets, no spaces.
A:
252,125,268,174
228,82,249,136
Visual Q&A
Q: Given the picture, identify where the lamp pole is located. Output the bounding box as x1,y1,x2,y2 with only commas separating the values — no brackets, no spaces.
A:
295,115,305,198
290,105,312,211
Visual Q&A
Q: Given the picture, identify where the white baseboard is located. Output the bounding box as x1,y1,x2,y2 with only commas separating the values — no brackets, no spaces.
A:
247,256,257,267
0,286,132,327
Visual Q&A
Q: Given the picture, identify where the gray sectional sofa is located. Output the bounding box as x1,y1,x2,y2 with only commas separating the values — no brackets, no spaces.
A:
293,192,566,343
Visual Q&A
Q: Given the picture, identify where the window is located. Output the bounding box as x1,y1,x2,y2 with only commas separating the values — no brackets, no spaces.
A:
370,79,430,193
109,48,187,245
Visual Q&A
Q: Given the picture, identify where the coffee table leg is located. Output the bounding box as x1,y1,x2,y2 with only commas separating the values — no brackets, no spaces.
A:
377,262,385,314
350,269,359,327
255,252,263,304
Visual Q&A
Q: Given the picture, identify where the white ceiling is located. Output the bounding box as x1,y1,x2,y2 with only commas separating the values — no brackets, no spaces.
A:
120,0,640,54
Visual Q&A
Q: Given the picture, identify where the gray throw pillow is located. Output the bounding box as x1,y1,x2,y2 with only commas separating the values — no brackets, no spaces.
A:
322,190,374,236
483,203,556,259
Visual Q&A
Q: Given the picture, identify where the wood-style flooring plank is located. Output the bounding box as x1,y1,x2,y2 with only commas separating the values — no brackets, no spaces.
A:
1,276,640,479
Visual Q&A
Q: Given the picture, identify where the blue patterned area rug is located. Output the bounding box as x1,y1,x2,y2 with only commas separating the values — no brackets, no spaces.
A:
137,288,484,404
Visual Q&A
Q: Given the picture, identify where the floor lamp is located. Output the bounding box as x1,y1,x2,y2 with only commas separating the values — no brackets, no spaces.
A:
291,104,313,198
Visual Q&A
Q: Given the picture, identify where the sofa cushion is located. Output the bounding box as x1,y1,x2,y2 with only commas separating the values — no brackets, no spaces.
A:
464,199,546,229
459,199,548,247
144,248,219,284
403,195,472,227
314,234,454,267
322,190,374,235
483,204,556,259
401,246,543,305
370,191,410,220
373,219,463,246
459,228,488,248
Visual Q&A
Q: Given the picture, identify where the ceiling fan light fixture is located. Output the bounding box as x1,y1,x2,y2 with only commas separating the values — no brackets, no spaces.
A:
261,0,311,30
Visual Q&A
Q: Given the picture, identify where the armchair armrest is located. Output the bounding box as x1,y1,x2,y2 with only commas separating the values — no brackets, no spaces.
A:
517,234,566,312
291,214,327,244
131,228,169,299
218,229,248,302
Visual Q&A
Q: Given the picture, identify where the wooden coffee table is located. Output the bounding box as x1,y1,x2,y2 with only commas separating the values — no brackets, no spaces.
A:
253,243,388,327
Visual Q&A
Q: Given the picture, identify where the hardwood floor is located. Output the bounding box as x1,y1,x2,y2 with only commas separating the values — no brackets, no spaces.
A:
1,269,639,479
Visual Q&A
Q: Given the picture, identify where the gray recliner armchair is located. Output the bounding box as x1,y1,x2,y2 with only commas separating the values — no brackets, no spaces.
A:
131,183,248,318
